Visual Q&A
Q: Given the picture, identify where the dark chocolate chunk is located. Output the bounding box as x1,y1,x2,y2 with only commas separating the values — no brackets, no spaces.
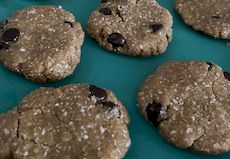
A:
89,85,107,101
101,101,121,118
0,42,9,50
99,8,112,15
101,101,118,109
146,102,162,126
107,33,125,48
149,23,163,33
2,28,20,42
206,62,213,71
224,72,230,81
64,21,74,28
212,15,221,19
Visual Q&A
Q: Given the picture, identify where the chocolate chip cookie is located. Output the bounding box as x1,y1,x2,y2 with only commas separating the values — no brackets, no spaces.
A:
175,0,230,39
87,0,173,56
0,84,131,159
138,61,230,154
0,6,84,82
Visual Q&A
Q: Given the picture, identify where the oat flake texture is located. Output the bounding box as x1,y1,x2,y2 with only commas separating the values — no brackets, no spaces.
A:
138,61,230,154
0,83,131,159
175,0,230,39
0,6,84,82
87,0,173,56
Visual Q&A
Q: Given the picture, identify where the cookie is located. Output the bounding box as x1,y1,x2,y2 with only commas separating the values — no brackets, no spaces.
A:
87,0,173,56
0,84,131,159
175,0,230,39
0,6,84,82
138,61,230,154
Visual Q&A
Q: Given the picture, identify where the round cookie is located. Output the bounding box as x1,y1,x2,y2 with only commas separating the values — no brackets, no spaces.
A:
0,6,84,82
138,61,230,154
0,84,131,159
87,0,173,56
175,0,230,39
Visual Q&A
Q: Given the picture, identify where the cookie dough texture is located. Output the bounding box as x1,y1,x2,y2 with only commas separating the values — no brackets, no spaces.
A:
0,84,131,159
138,61,230,154
0,6,84,82
87,0,173,56
175,0,230,39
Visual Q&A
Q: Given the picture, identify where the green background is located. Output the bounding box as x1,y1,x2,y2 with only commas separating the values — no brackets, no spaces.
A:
0,0,229,158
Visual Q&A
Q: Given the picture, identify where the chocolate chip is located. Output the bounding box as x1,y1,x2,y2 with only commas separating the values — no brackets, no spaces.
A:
107,33,125,48
149,23,163,33
212,15,221,19
89,85,107,101
2,28,20,42
146,102,162,126
64,21,74,28
224,72,230,81
206,62,213,71
99,8,112,15
101,101,121,118
0,42,9,50
101,101,117,109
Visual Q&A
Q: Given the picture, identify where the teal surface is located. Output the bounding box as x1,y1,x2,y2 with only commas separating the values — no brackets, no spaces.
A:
0,0,229,159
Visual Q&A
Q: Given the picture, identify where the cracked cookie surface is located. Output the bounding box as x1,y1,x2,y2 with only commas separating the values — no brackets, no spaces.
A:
0,84,131,159
138,61,230,154
87,0,173,56
0,6,84,82
175,0,230,39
